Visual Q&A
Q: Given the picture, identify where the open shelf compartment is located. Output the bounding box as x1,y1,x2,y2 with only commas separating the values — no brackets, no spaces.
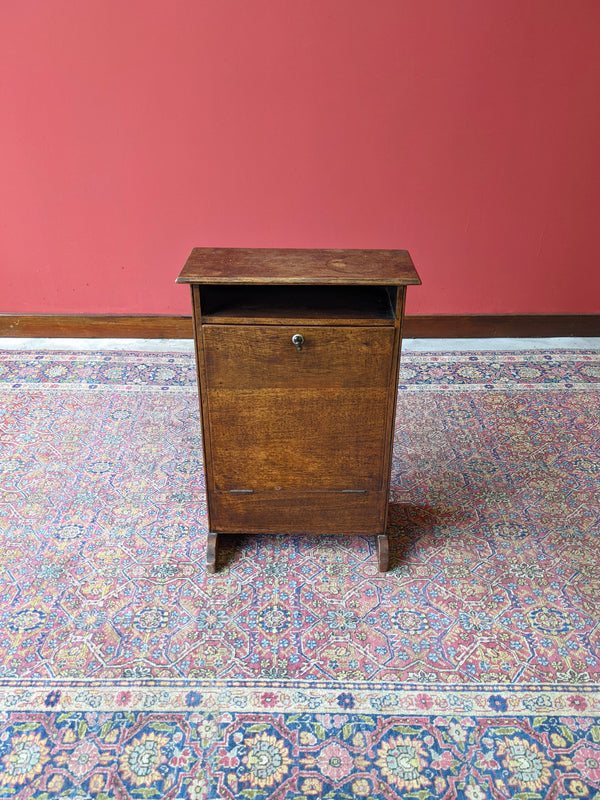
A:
199,284,397,324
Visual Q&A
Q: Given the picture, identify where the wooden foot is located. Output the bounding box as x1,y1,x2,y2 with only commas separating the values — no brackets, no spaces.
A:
206,532,218,574
377,533,389,572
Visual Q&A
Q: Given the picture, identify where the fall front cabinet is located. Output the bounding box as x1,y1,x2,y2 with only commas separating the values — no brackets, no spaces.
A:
177,248,421,573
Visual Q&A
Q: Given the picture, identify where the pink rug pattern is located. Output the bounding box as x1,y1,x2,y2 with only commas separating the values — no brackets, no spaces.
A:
0,348,598,798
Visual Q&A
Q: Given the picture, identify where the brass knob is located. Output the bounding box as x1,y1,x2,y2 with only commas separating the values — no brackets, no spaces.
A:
291,333,304,351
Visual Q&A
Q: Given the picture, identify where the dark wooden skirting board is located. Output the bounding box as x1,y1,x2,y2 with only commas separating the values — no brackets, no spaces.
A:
0,314,599,339
404,315,600,338
0,315,194,338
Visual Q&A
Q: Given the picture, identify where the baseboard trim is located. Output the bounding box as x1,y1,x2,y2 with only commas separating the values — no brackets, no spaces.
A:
402,314,600,339
0,314,599,339
0,315,194,338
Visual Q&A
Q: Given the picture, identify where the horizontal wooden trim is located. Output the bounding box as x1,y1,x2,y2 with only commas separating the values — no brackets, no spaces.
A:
402,315,600,339
0,313,599,339
0,315,194,338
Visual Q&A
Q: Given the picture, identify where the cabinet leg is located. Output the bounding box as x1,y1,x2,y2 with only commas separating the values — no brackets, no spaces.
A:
206,532,218,574
377,533,389,572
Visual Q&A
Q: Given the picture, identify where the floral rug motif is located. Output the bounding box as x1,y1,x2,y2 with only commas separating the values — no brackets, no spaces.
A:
0,348,599,798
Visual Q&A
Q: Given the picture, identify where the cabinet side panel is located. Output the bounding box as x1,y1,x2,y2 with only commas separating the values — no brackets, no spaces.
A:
190,285,215,527
381,286,407,529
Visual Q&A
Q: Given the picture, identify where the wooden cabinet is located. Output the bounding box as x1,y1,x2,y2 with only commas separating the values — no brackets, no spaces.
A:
177,248,420,573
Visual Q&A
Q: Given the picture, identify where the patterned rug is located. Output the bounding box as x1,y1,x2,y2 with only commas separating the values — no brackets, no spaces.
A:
0,347,599,798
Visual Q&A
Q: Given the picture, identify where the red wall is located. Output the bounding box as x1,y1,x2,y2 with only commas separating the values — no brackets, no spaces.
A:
2,0,600,316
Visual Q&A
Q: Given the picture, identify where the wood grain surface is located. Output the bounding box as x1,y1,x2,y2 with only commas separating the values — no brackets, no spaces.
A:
177,247,420,285
209,490,386,535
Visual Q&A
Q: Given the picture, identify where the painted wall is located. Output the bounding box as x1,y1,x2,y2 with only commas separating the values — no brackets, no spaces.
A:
1,0,599,316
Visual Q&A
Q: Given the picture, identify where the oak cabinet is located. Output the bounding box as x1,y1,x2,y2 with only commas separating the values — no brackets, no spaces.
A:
177,248,420,572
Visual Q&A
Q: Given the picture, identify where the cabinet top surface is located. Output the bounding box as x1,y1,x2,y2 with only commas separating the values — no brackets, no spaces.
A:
176,248,421,286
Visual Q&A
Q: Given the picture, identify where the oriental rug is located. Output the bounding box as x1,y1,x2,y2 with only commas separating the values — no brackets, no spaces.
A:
0,348,599,798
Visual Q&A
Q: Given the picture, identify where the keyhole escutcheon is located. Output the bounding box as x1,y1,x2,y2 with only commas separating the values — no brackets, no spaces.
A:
291,333,304,351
